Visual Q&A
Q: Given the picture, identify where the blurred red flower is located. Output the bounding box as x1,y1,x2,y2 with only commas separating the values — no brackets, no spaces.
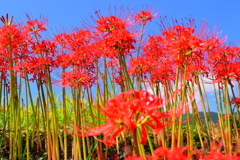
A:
71,89,173,146
230,97,240,108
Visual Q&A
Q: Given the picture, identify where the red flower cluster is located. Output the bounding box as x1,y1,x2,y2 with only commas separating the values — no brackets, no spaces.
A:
0,18,55,83
208,46,240,82
53,29,97,88
126,18,239,86
94,15,136,58
61,69,95,89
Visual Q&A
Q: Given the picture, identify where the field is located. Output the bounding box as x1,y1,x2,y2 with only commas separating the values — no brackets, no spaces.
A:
0,8,240,160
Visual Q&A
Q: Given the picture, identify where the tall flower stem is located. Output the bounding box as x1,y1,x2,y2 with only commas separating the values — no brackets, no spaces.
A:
24,74,30,160
196,76,211,138
171,57,180,149
177,56,188,148
7,39,19,160
61,67,68,160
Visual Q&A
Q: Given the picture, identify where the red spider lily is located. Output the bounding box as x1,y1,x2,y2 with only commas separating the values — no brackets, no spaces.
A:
107,60,119,68
105,29,136,56
141,21,228,84
125,155,144,160
113,75,125,87
0,20,35,83
203,151,240,160
90,30,136,59
0,24,30,59
207,46,240,82
201,139,240,159
13,39,57,82
143,35,166,59
64,29,93,50
53,29,94,55
230,97,240,108
55,53,71,69
14,56,56,82
14,56,57,83
149,62,176,84
70,90,175,146
128,57,150,76
201,37,223,51
134,10,154,24
54,29,97,67
149,146,202,160
52,29,98,89
0,18,59,83
96,16,127,34
90,14,137,58
61,68,96,89
142,35,176,84
31,40,56,57
162,25,205,65
54,32,70,50
25,19,47,37
106,60,123,77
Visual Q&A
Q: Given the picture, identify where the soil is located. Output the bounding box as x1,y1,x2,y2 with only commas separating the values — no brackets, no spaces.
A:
0,132,142,160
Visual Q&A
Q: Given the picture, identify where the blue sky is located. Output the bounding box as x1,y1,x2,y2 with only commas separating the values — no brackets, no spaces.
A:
1,0,239,112
1,0,240,42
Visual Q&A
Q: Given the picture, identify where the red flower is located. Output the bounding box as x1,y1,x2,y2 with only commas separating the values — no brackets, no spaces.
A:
203,151,240,160
113,75,125,87
96,16,127,34
104,29,136,56
25,19,47,37
15,56,56,82
128,57,149,75
31,40,56,57
134,10,154,24
125,155,144,160
149,146,202,160
230,97,240,108
61,68,96,89
207,46,240,82
71,90,173,146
